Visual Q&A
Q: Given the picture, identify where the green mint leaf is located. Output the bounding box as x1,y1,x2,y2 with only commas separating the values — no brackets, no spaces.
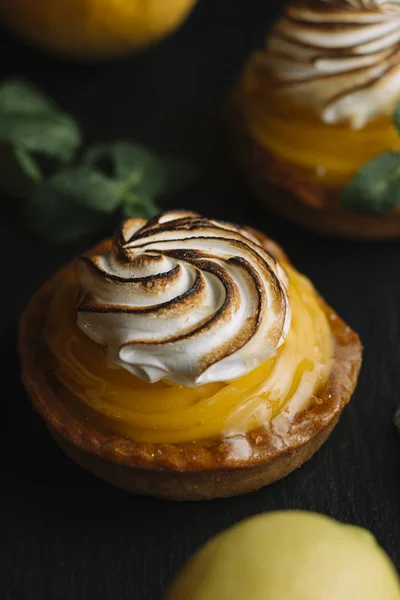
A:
0,80,56,115
0,111,81,163
122,192,159,219
340,152,400,214
14,146,42,184
25,168,125,243
0,80,81,195
84,141,199,200
0,143,42,199
395,406,400,434
393,101,400,135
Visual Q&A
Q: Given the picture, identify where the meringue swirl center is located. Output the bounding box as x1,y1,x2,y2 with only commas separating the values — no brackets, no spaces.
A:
76,212,291,386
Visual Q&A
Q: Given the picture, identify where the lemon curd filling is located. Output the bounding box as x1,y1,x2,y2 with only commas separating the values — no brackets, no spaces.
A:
238,68,400,188
44,263,334,444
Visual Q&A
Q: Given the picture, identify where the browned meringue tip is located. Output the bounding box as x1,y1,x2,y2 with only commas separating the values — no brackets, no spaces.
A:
75,210,291,386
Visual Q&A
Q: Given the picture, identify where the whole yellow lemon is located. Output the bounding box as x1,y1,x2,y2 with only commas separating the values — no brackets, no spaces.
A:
0,0,198,60
166,511,400,600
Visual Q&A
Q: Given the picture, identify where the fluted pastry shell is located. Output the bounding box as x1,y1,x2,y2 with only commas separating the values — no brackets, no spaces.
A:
19,231,362,500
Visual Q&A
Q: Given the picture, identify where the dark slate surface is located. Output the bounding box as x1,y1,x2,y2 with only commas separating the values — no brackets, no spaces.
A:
1,1,400,598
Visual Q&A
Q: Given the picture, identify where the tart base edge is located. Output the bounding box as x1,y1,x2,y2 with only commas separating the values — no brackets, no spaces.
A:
50,420,339,501
18,238,362,501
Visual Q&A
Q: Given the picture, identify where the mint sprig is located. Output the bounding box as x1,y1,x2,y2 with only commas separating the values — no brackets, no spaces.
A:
0,80,81,196
25,169,125,243
83,141,199,217
0,80,198,243
340,102,400,214
340,153,400,214
0,144,42,199
122,193,159,219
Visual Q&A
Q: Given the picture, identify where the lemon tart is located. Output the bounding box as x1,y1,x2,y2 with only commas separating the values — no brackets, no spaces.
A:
19,211,362,500
230,0,400,239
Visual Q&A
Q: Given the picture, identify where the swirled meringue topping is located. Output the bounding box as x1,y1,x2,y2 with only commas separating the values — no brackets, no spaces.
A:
76,211,291,386
258,0,400,128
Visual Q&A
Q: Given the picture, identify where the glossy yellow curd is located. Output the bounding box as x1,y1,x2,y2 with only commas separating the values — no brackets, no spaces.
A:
44,262,334,444
238,67,400,187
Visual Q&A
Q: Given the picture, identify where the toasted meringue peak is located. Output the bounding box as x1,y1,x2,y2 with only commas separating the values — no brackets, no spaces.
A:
258,0,400,128
76,211,291,386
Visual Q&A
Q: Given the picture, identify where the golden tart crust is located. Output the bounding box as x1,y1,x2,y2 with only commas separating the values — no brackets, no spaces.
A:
19,230,362,500
229,100,400,240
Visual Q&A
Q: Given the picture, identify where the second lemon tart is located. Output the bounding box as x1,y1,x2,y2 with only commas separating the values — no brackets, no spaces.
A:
231,0,400,239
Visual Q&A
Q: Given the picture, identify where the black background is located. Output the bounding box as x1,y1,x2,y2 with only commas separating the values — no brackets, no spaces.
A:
2,1,400,599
